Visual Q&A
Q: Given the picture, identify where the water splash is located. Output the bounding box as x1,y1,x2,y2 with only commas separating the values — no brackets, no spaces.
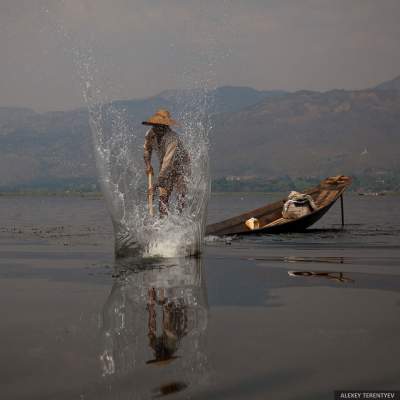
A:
91,77,212,257
43,2,235,258
98,97,211,258
47,40,211,258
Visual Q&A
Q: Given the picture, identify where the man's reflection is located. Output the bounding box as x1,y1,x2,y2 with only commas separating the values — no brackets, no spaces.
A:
99,257,208,397
146,287,188,365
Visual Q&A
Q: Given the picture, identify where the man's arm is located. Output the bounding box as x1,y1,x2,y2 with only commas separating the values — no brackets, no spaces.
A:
143,129,154,175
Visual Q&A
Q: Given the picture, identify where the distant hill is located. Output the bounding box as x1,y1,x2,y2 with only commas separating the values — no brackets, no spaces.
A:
0,107,36,135
0,86,286,189
0,81,399,192
114,86,286,124
374,75,400,91
210,89,400,178
0,108,93,186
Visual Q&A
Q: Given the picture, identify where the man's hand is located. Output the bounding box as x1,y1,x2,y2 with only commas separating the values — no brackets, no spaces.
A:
146,165,154,176
147,183,158,196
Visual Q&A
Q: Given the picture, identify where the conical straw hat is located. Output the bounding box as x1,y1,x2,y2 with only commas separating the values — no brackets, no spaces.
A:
142,109,178,126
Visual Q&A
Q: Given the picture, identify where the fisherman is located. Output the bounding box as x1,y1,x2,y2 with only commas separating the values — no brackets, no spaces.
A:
142,109,190,217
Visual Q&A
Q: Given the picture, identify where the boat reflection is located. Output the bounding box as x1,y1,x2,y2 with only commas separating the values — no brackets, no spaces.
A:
288,270,354,283
99,256,209,398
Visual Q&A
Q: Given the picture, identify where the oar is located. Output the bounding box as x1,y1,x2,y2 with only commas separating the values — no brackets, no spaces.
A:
147,172,154,217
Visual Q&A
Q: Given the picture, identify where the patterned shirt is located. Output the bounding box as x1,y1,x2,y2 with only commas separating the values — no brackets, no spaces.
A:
144,128,190,184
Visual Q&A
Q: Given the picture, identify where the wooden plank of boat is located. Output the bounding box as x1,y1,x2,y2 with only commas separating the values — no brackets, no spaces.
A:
206,175,352,236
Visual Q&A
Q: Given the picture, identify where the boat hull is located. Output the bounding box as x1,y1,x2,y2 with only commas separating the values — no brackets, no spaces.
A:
206,176,351,237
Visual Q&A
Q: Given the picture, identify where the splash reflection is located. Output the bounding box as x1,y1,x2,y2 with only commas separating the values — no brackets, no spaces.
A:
100,257,209,398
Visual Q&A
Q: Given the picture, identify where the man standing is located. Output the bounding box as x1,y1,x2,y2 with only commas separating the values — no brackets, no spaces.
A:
143,109,190,217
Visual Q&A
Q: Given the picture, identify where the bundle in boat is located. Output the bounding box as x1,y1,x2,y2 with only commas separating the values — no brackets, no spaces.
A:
245,217,260,230
282,191,317,219
245,191,317,230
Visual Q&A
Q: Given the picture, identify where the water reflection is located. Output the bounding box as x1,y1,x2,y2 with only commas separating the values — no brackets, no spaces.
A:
288,270,354,283
250,255,347,264
100,256,209,398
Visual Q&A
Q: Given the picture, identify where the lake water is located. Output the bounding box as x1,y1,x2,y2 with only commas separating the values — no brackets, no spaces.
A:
0,193,399,399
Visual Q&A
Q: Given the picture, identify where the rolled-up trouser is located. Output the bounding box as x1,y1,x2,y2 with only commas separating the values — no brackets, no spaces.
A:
158,173,187,216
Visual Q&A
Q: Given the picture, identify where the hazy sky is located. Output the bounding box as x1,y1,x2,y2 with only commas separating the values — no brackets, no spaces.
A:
1,0,400,111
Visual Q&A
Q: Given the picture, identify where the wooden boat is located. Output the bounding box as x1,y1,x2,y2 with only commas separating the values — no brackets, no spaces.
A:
206,175,352,236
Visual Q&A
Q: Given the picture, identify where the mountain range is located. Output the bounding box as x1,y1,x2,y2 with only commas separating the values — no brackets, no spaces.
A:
0,75,399,191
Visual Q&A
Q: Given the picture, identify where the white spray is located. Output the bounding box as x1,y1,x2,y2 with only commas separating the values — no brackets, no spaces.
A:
44,2,233,258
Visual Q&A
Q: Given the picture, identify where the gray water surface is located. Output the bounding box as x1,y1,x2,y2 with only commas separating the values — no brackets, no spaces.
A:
0,193,399,399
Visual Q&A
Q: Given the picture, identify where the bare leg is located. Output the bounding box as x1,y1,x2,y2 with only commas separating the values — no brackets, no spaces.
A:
175,174,187,214
159,186,171,217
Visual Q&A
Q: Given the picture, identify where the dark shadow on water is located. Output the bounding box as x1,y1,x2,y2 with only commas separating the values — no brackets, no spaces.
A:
152,381,188,398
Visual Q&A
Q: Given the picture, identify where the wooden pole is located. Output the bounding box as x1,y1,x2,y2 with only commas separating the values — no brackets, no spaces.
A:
340,194,344,227
147,173,154,217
